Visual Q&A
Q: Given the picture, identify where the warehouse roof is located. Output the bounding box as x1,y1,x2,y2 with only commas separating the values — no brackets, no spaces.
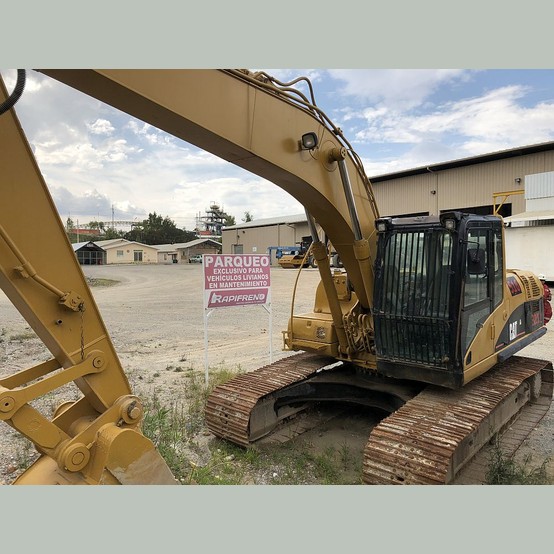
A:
224,213,307,230
72,241,105,251
504,210,554,226
155,238,221,252
93,239,155,250
369,141,554,183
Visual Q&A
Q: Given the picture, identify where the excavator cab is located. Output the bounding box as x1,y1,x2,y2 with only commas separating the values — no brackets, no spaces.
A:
372,211,545,389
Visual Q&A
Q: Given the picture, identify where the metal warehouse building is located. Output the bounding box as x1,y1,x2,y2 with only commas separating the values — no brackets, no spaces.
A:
371,141,554,218
222,214,311,266
221,141,554,263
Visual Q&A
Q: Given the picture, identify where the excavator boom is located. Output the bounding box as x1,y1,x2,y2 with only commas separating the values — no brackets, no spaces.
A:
41,69,379,306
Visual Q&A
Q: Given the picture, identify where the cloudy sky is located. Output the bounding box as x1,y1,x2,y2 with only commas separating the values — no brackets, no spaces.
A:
3,68,554,231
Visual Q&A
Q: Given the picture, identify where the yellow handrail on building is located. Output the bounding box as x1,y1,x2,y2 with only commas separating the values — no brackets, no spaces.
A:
492,189,524,215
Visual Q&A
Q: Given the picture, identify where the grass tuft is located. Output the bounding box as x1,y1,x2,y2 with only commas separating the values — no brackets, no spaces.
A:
485,439,551,485
140,365,364,485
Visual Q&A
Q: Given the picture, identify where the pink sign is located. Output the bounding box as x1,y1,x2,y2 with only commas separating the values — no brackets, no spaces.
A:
203,254,271,308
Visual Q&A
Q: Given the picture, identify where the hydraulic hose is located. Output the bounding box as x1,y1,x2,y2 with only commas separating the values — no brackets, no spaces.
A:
0,69,26,116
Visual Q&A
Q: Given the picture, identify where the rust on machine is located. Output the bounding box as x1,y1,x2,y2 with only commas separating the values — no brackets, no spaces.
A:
205,352,335,446
206,353,553,485
362,356,553,485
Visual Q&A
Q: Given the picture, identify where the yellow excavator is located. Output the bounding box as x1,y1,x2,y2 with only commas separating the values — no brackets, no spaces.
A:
0,69,551,485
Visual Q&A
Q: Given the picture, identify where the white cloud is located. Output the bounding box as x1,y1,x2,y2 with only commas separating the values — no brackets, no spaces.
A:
34,137,139,170
51,186,132,219
6,69,554,231
127,120,174,146
357,85,554,160
173,175,303,228
445,86,554,150
329,69,469,110
87,119,114,135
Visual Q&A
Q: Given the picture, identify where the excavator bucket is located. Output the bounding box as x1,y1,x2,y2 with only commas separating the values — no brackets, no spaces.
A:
13,427,178,485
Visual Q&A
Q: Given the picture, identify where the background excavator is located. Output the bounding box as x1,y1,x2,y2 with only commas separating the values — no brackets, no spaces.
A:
277,236,342,269
277,236,315,268
0,69,552,485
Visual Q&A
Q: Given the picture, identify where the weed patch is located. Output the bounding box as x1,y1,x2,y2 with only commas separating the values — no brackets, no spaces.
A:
485,440,551,485
141,366,364,485
86,277,120,287
142,367,244,483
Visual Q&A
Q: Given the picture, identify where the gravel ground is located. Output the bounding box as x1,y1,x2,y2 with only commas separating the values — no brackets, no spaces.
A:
0,263,552,484
0,263,321,483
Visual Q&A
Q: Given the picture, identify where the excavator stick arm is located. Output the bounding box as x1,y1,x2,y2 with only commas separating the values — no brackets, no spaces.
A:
0,76,177,485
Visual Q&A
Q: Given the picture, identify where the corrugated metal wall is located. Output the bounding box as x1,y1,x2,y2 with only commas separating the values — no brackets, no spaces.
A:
373,173,435,215
222,222,311,264
525,170,554,199
222,148,554,257
372,150,554,217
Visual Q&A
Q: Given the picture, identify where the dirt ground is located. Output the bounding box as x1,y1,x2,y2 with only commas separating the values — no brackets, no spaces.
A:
0,263,553,484
0,263,322,483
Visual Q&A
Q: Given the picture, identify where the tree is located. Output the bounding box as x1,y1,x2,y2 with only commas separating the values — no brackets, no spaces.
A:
103,228,125,240
66,217,103,243
87,221,105,231
242,211,254,223
224,214,236,226
124,212,196,244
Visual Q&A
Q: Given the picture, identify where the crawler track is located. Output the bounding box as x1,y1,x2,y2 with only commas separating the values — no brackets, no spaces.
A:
205,353,553,484
362,356,553,484
205,352,336,446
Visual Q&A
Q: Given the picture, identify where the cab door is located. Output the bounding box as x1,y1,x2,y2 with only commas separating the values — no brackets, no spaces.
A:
460,221,504,370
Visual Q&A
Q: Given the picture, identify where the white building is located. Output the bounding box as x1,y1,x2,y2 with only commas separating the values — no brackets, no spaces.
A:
92,239,159,264
155,238,221,264
504,171,554,281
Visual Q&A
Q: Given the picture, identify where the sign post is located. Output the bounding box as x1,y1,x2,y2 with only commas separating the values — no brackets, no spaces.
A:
202,254,272,384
